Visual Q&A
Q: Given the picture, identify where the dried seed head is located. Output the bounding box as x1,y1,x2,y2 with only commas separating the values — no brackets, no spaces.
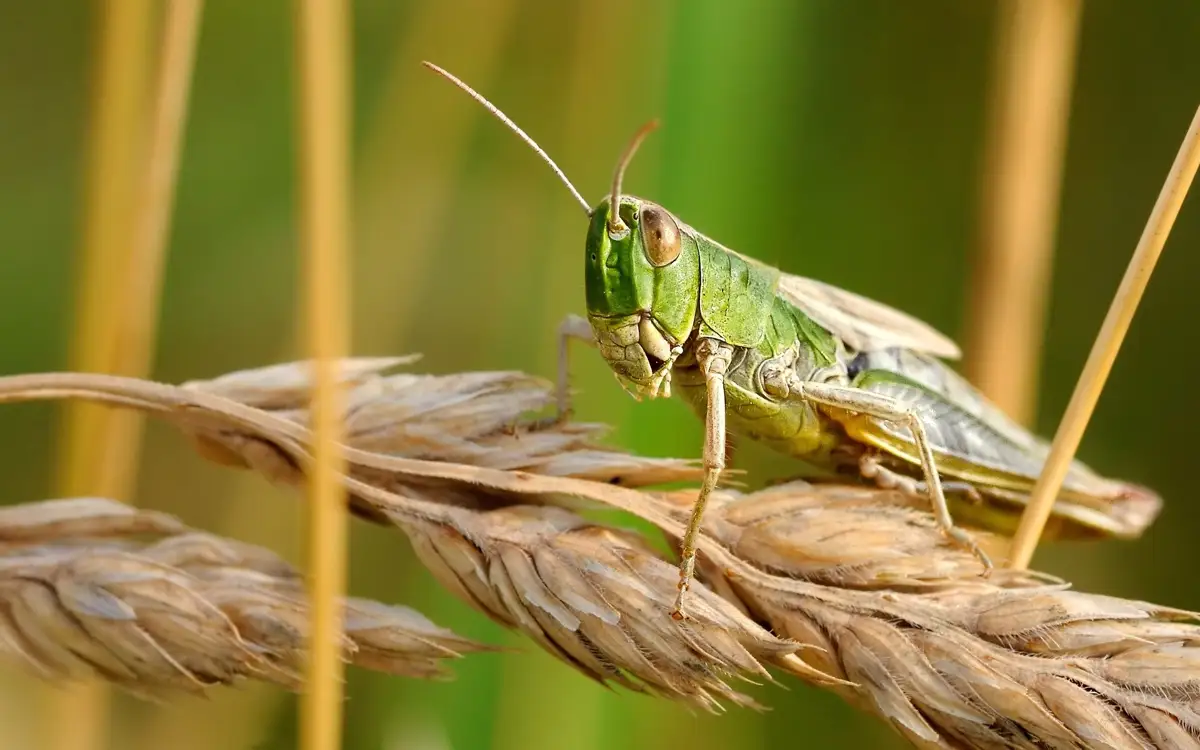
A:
3,549,261,696
180,359,702,489
0,499,490,696
693,481,1049,591
181,356,421,409
689,484,1200,748
402,503,797,711
341,598,493,680
0,497,185,550
140,532,302,580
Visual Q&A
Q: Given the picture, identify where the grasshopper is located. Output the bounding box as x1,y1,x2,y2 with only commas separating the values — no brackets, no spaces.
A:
423,62,1163,619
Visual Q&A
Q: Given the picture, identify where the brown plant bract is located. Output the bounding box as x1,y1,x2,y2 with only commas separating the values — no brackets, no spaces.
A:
1,359,1198,747
402,504,797,710
181,356,703,488
0,497,491,698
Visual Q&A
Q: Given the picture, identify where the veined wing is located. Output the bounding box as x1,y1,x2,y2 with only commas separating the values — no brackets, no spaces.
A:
838,370,1162,538
775,272,962,359
852,370,1108,492
848,347,1042,452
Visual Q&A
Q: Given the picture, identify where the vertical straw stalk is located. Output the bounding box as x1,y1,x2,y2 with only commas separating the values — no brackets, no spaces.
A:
45,0,201,748
293,0,353,749
1007,104,1200,569
965,0,1082,427
107,0,204,490
50,1,150,516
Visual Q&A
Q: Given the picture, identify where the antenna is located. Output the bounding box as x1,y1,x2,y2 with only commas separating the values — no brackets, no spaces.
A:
606,119,660,236
421,61,592,216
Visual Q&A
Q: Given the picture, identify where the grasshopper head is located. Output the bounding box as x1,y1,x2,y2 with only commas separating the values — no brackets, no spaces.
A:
417,63,697,398
584,195,698,397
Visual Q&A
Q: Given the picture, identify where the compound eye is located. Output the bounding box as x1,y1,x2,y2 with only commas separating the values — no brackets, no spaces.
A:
640,205,681,266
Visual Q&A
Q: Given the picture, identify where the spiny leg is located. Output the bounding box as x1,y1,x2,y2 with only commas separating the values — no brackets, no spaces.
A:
555,313,596,422
724,433,739,472
798,381,993,572
672,338,732,620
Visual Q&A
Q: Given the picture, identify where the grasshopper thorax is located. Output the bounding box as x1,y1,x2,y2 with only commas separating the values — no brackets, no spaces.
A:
584,195,699,395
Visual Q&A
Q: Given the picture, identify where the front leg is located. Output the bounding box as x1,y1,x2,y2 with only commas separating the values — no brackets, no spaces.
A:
797,381,994,573
672,337,733,620
555,314,597,421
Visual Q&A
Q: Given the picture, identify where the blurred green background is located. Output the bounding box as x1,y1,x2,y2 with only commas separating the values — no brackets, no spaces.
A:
1,1,1198,748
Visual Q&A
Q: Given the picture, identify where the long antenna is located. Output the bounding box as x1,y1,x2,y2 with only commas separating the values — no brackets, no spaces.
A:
421,61,592,216
606,119,660,236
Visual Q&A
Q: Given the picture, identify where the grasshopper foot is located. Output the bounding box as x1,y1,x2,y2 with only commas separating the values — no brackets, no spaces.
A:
946,525,993,575
670,570,692,621
861,454,992,574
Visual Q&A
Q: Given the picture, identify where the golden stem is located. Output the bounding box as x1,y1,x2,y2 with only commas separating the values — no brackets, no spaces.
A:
1007,104,1200,570
293,0,353,748
965,0,1082,426
106,0,205,496
44,0,156,748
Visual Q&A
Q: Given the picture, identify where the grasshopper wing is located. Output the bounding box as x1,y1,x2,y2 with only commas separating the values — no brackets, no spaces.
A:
839,363,1162,540
774,272,961,359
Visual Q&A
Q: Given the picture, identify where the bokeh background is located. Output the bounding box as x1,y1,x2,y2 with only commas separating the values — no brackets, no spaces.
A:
1,1,1199,748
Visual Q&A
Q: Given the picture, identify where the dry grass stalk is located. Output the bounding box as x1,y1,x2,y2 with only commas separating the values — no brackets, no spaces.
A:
1,360,1198,747
104,0,205,494
47,0,159,747
1008,103,1200,570
0,497,490,699
293,0,354,746
965,0,1082,426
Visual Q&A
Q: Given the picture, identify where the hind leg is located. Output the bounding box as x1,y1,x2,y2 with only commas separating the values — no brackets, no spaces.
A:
794,381,993,572
860,454,983,504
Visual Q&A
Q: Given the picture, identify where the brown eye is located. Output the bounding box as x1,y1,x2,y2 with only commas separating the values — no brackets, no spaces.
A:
640,205,681,266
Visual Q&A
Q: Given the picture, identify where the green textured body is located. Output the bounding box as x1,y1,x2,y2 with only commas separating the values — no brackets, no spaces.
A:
671,292,843,466
584,195,1161,542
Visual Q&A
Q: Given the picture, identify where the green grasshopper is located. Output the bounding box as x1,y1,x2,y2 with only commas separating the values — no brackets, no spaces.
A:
423,62,1163,619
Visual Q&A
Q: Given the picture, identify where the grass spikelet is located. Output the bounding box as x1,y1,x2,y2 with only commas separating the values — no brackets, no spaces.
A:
0,498,490,698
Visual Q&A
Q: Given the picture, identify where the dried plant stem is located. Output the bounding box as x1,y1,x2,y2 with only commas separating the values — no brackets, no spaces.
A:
293,0,353,749
110,11,205,748
105,0,204,491
46,1,154,749
53,1,152,509
965,0,1081,426
1008,103,1200,570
